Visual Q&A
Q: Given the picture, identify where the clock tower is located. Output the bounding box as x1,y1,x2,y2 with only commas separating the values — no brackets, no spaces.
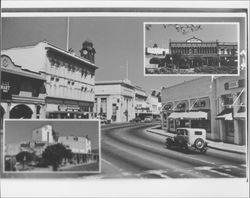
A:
80,40,96,63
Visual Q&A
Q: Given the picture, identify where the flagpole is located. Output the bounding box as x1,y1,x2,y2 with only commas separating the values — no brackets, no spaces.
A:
66,17,70,51
126,60,128,80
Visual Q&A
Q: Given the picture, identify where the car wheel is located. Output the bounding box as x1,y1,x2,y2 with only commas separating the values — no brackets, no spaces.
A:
194,138,205,150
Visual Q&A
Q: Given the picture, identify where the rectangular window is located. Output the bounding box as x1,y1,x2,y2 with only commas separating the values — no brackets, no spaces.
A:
195,131,202,135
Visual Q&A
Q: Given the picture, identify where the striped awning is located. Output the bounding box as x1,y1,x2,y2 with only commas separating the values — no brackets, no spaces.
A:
168,111,207,120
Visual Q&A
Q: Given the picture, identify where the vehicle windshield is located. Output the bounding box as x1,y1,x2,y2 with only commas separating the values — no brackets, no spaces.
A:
177,129,187,135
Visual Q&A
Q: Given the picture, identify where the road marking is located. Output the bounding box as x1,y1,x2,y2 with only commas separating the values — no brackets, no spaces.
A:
139,170,171,178
195,166,234,178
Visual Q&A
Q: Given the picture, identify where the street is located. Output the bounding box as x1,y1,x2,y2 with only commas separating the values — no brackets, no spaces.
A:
98,123,246,179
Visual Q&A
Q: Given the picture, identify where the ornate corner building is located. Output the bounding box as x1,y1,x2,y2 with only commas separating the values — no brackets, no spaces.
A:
1,40,98,123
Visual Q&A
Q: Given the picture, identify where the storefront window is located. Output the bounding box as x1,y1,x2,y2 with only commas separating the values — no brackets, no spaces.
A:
169,119,175,132
221,94,233,107
191,120,211,133
225,120,234,137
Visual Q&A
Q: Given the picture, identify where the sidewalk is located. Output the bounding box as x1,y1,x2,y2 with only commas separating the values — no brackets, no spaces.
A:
146,127,246,154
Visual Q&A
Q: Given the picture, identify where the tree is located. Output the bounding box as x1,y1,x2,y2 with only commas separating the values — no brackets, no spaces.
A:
16,151,37,169
16,151,36,163
42,143,72,171
149,57,161,67
146,24,202,35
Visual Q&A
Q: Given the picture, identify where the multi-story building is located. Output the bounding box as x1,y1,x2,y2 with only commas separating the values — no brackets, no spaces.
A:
32,124,54,144
161,71,246,145
147,90,161,118
0,55,46,128
169,37,238,67
58,135,92,163
134,86,150,119
94,80,135,122
1,40,98,119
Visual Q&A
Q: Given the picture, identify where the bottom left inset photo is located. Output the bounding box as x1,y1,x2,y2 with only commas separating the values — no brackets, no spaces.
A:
1,119,100,178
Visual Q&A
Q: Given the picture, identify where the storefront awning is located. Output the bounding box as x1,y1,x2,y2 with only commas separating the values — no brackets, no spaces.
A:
168,111,207,120
234,107,246,119
216,108,233,120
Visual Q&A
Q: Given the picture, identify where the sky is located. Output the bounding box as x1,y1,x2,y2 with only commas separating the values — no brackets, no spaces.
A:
2,16,246,93
4,120,99,149
145,23,238,49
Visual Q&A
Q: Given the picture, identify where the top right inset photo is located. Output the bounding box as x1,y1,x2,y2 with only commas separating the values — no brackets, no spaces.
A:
144,23,239,76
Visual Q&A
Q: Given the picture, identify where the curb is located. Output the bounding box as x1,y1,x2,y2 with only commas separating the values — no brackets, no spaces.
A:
146,128,246,155
206,144,246,155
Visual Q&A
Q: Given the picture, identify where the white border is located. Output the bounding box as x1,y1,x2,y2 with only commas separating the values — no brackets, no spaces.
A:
1,0,249,9
1,12,247,17
1,2,249,197
144,22,240,76
2,119,101,175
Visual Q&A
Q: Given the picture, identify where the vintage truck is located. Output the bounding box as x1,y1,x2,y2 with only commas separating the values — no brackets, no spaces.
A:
165,128,208,153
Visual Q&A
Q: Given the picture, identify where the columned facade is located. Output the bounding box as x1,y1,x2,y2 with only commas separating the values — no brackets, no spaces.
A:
2,41,98,119
169,37,237,68
94,81,135,123
1,55,46,129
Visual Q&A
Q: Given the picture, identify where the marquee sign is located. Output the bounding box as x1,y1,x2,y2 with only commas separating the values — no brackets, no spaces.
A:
58,104,80,112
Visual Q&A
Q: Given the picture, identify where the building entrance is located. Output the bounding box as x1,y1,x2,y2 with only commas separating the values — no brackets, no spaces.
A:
10,104,33,119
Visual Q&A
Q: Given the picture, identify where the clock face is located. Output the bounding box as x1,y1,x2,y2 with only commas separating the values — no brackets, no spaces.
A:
83,50,88,55
2,58,9,67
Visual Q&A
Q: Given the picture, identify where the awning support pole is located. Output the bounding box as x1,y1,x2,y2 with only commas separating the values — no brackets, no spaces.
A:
189,98,199,111
232,88,245,106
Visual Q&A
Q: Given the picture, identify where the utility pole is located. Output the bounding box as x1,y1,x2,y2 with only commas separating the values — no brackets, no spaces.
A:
126,60,129,81
66,17,70,51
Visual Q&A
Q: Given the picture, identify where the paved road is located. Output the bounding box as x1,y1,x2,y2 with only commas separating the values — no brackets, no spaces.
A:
98,123,246,179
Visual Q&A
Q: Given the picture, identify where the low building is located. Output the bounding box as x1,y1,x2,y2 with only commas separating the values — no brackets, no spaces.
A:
94,80,135,122
214,71,246,145
1,55,46,128
58,135,92,163
161,71,246,145
161,77,213,138
2,40,98,119
146,47,169,56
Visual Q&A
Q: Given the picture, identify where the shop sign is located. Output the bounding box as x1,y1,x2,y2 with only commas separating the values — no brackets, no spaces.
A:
190,97,210,110
193,100,206,108
58,104,80,112
228,80,239,89
1,82,10,92
176,103,186,111
163,103,173,111
225,79,245,90
1,81,11,100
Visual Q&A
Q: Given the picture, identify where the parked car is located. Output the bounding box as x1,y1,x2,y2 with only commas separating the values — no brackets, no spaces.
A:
165,128,207,153
95,116,108,124
130,117,141,123
144,116,153,123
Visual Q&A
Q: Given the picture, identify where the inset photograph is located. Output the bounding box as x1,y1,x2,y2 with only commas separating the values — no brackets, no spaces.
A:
144,23,239,75
3,119,100,174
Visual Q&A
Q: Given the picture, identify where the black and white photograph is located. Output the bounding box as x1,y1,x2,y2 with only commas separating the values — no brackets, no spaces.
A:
144,23,240,75
3,120,100,175
0,1,249,197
